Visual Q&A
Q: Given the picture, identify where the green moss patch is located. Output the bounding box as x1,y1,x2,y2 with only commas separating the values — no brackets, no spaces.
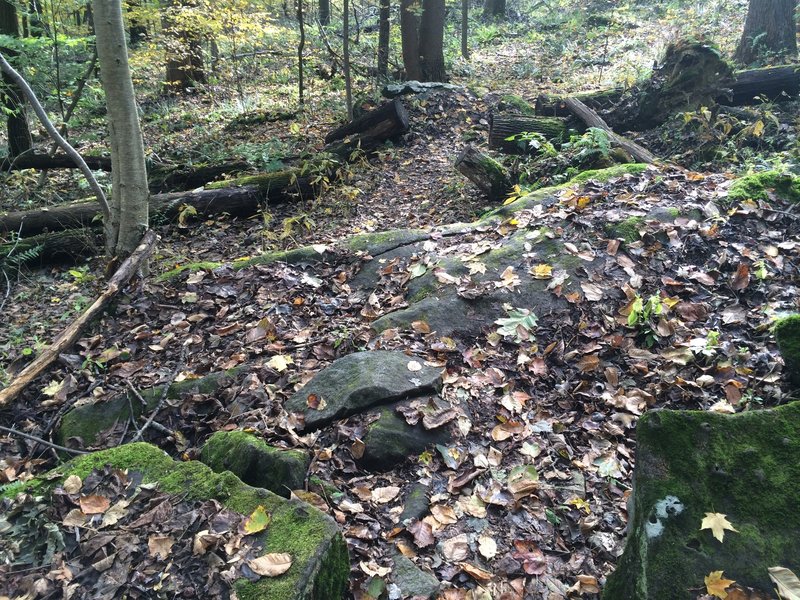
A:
3,443,348,600
727,171,800,204
201,430,310,497
604,403,800,599
567,162,648,184
156,261,223,281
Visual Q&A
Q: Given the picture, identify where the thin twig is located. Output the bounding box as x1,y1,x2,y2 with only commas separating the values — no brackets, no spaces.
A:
0,50,110,220
129,349,186,443
0,425,88,455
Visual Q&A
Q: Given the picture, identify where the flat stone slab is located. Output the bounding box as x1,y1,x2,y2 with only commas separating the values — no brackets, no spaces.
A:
1,443,348,600
285,351,443,431
604,402,800,599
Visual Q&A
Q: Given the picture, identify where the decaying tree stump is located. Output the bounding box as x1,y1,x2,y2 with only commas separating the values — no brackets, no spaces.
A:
488,114,568,154
455,145,513,201
324,98,410,144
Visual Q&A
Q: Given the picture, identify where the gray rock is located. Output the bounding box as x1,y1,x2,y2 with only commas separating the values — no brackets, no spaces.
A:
361,403,452,470
382,80,463,98
604,403,800,599
391,554,440,599
200,430,310,497
285,351,443,431
398,482,430,524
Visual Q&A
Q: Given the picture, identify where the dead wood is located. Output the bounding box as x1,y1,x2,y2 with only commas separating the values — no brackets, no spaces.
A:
564,98,658,165
0,229,159,408
488,113,568,154
324,98,410,144
455,144,513,201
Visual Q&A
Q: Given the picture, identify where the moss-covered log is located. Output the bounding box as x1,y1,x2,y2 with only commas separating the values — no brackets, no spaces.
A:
725,65,800,105
148,160,252,193
535,88,624,118
488,113,568,154
454,145,513,201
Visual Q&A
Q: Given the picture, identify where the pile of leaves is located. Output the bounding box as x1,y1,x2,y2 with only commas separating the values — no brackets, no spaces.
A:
0,466,277,599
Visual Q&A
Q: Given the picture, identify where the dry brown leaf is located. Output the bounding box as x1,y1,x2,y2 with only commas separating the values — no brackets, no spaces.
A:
371,486,401,504
441,533,470,561
407,520,434,548
79,494,110,515
248,553,293,577
62,475,82,495
148,535,175,559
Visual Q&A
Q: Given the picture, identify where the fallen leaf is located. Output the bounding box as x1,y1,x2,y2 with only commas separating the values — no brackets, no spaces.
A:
148,535,174,559
530,263,553,279
701,512,738,543
768,566,800,600
244,505,272,534
80,495,110,515
268,354,293,372
459,562,493,582
62,475,82,494
441,533,470,561
478,535,497,559
371,486,401,504
248,553,293,577
705,570,736,599
731,263,750,291
306,393,327,410
407,520,435,547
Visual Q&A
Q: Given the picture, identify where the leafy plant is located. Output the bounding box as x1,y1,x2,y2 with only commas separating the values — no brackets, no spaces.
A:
627,294,663,347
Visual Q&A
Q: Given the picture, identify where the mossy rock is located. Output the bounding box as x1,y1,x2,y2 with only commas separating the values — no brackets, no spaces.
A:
726,171,800,204
360,403,451,471
201,430,310,497
56,367,244,449
2,443,349,600
603,403,800,599
774,314,800,387
285,351,443,431
156,260,224,281
344,228,430,256
233,245,332,269
608,216,646,243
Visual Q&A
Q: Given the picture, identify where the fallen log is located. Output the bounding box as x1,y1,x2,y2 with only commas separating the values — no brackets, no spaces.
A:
148,160,251,193
488,114,568,154
536,65,800,130
0,229,159,407
455,145,513,201
0,153,113,172
1,229,100,267
725,65,800,105
564,98,658,164
324,98,410,144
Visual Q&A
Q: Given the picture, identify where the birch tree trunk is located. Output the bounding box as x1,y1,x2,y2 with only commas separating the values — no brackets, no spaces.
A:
93,0,149,259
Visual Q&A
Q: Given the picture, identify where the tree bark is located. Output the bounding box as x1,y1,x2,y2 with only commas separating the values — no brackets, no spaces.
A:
0,229,159,408
400,0,421,80
318,0,329,25
0,0,32,158
735,0,797,66
343,0,353,120
1,153,112,171
93,0,150,258
483,0,505,20
455,145,513,201
1,229,101,267
163,0,206,92
298,0,305,106
419,0,446,81
377,0,390,79
461,0,469,60
489,114,568,153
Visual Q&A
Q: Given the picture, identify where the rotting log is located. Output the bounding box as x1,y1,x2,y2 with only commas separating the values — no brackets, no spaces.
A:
0,153,113,172
0,229,159,408
324,98,410,144
1,229,100,267
455,145,513,201
148,160,252,193
535,88,624,119
564,98,658,164
725,65,800,105
488,113,568,154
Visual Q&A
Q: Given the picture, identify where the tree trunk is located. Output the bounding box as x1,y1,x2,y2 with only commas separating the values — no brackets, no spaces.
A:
163,0,206,92
400,0,421,80
298,0,305,105
735,0,797,66
461,0,469,60
0,0,32,158
455,145,512,201
318,0,329,25
484,0,505,20
127,0,147,46
489,114,568,153
93,0,150,259
419,0,446,81
377,0,390,79
343,0,353,120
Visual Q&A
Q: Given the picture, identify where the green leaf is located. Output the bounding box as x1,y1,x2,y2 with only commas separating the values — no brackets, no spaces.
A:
494,307,538,341
243,505,271,534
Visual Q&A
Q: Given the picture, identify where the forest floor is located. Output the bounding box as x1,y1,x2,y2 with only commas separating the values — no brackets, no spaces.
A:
2,1,799,598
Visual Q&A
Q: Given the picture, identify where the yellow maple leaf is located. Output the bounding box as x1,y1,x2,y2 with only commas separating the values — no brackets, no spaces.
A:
705,570,735,599
530,263,553,279
701,512,738,543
